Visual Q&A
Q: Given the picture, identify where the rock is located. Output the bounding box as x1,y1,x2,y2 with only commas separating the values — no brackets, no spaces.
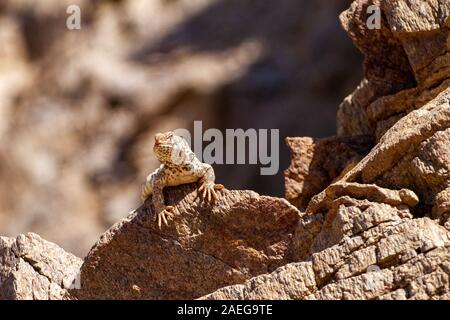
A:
367,79,450,140
340,0,417,98
70,185,301,299
202,262,316,300
202,203,450,300
337,79,374,136
284,135,373,210
382,0,449,85
0,233,82,300
338,0,450,138
290,36,449,282
307,88,450,227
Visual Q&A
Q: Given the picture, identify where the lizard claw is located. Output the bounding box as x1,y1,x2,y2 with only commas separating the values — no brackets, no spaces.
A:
199,183,223,203
155,206,176,228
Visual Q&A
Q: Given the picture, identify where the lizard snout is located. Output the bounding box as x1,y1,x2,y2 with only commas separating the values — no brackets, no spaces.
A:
155,133,164,143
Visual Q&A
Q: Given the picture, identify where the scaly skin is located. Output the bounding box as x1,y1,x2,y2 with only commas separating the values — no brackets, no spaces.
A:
141,131,224,228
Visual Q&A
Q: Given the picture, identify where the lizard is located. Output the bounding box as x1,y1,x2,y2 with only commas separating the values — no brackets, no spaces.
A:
141,131,224,228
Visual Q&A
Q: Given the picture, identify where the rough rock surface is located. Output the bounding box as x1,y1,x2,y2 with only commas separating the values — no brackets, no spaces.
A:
0,233,82,300
338,0,450,141
304,88,450,243
203,212,450,300
284,135,373,211
70,185,300,299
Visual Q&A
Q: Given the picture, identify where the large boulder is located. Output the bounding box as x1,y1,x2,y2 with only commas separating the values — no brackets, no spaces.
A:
70,185,301,299
0,233,82,300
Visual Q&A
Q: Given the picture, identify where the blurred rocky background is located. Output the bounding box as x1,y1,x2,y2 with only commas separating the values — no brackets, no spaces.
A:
0,0,362,256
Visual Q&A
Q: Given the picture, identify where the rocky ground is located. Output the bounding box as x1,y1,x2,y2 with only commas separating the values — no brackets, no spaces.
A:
0,0,449,300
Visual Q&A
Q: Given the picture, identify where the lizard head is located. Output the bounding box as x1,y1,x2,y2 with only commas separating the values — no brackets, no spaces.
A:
154,131,193,165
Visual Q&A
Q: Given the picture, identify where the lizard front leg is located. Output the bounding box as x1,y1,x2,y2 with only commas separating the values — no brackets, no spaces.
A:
142,167,175,228
152,183,175,228
198,164,224,203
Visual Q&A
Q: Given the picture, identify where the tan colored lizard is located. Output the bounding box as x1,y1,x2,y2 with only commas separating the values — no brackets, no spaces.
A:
141,131,224,228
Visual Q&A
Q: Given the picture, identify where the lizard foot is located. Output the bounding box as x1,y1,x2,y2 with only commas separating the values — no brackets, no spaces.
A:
155,206,176,228
199,183,223,203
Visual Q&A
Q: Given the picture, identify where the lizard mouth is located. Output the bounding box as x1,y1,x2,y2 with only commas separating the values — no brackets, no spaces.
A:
154,141,167,150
